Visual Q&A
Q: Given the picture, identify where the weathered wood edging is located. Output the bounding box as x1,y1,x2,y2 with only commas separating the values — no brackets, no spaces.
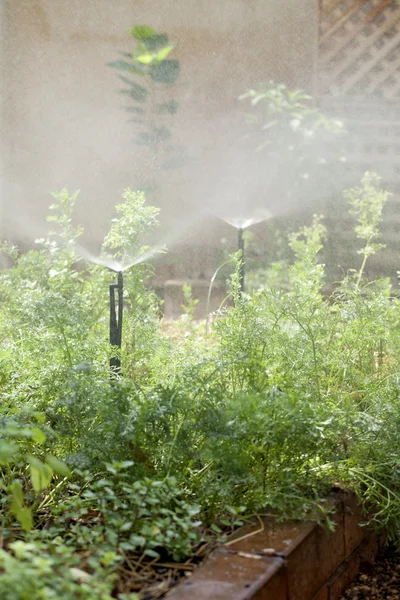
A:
167,492,385,600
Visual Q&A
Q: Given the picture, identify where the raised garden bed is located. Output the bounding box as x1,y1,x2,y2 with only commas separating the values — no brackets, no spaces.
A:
167,492,385,600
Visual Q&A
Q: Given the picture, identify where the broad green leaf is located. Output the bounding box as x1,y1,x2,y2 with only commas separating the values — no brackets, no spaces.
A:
14,506,33,532
10,482,33,531
45,454,71,477
119,83,148,103
136,126,171,146
0,440,19,464
4,425,31,438
31,427,46,445
135,53,154,65
144,34,169,51
149,60,180,84
144,548,160,558
156,100,178,115
118,460,135,469
30,464,53,492
33,412,46,425
154,45,174,62
10,481,24,505
125,106,144,114
107,60,143,74
69,568,91,582
129,25,156,41
129,534,146,546
28,456,53,492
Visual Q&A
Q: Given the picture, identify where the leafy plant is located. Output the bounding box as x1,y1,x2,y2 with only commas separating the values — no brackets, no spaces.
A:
345,171,389,286
181,284,199,321
47,463,202,562
0,540,123,600
1,172,400,599
0,414,70,532
240,82,346,219
240,82,344,153
103,189,162,262
109,26,183,185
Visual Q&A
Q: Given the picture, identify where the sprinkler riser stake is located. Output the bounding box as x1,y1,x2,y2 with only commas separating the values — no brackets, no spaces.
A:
110,270,123,374
238,227,245,293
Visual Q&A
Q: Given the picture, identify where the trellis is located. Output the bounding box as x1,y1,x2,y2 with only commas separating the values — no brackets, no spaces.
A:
318,1,400,281
319,0,400,100
318,0,400,174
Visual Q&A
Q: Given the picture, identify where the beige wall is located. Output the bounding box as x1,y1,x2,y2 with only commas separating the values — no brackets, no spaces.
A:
1,0,317,275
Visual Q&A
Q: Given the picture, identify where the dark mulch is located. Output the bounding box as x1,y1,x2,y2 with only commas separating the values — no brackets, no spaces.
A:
112,540,215,599
340,549,400,600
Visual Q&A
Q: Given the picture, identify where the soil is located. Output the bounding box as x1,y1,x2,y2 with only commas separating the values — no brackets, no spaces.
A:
340,549,400,600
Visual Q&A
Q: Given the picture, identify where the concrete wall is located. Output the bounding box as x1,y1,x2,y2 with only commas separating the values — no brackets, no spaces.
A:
1,0,317,276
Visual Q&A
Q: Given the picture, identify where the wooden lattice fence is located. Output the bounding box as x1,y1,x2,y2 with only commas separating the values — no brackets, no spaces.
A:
318,1,400,281
319,0,400,100
318,0,400,178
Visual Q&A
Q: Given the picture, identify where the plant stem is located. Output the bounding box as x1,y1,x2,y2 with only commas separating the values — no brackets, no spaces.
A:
205,258,235,334
355,235,373,289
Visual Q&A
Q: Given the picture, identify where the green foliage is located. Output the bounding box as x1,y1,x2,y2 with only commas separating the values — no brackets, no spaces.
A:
48,370,138,469
0,414,70,532
181,284,199,321
103,189,161,261
240,82,346,213
108,25,183,182
48,464,201,561
0,187,203,595
2,173,400,596
240,82,344,152
0,540,122,600
0,191,110,413
345,171,389,285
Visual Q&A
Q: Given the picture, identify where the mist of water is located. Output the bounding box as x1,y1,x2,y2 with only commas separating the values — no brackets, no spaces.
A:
75,243,168,272
73,207,210,273
210,210,272,230
2,0,378,283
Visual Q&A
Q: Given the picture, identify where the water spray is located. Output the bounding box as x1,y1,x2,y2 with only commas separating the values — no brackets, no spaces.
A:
109,271,123,374
208,210,273,295
237,227,245,293
76,243,168,376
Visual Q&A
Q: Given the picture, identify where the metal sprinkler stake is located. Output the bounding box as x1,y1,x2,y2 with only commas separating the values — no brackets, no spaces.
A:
109,271,123,374
237,227,245,293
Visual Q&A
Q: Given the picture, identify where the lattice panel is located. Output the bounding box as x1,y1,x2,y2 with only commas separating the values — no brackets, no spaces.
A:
319,0,400,100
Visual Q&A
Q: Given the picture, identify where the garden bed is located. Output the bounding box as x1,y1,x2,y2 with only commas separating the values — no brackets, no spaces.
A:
168,491,385,600
1,177,400,600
